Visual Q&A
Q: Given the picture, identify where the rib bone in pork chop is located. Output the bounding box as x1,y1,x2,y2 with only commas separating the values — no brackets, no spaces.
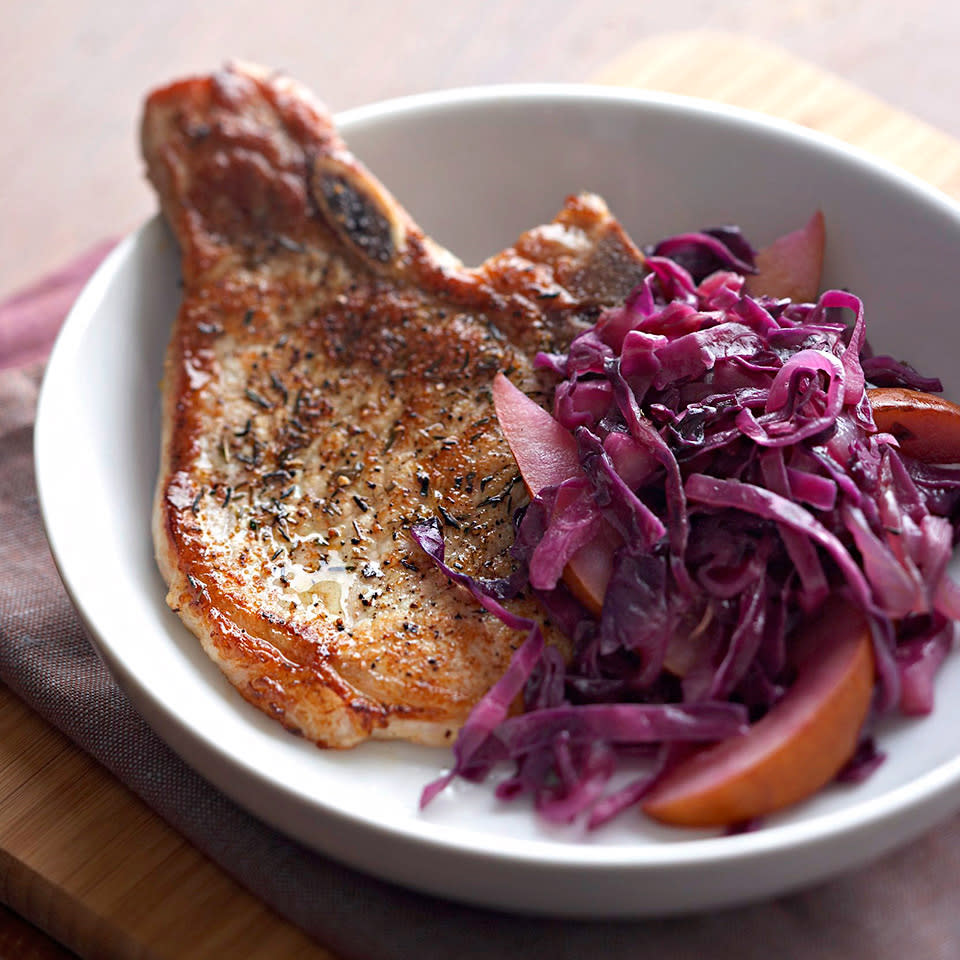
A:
144,64,645,747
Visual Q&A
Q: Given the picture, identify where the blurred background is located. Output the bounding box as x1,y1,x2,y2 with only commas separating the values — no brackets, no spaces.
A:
2,0,957,298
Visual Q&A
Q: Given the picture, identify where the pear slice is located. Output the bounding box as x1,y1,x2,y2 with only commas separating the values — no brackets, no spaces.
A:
868,387,960,463
642,599,874,828
746,211,825,304
492,373,614,613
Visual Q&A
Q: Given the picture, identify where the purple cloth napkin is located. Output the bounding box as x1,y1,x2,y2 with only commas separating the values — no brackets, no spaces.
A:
2,251,959,960
0,242,116,373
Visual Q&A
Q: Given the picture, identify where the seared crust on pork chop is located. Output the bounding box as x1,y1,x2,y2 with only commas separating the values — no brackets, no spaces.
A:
144,64,645,747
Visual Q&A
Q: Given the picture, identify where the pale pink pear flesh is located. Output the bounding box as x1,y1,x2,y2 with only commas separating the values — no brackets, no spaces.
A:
491,373,580,496
559,535,613,617
492,373,613,613
603,431,657,489
745,210,826,304
642,599,875,828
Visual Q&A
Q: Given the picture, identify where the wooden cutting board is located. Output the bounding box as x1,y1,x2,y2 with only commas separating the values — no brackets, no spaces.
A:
5,30,960,960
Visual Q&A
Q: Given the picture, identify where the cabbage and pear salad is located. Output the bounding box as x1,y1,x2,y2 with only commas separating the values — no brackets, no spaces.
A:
414,214,960,831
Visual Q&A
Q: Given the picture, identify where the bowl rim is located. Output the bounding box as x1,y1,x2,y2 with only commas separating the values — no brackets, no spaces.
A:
335,81,958,225
34,82,960,887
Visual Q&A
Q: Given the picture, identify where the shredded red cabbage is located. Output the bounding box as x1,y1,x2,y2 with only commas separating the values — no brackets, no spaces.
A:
413,222,960,828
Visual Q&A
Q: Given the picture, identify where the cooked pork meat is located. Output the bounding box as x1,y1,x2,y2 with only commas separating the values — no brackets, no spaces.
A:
144,63,645,747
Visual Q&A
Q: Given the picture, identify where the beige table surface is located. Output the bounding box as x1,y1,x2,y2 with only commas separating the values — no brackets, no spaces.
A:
2,0,959,300
1,3,959,957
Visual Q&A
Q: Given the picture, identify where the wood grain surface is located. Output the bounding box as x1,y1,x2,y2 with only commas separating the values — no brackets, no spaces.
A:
0,690,325,959
3,22,960,960
597,32,960,201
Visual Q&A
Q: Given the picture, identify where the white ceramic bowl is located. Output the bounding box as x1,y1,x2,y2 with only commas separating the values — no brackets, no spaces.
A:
35,84,960,917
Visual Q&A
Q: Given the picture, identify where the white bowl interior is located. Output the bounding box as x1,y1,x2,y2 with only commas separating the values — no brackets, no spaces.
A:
34,86,960,916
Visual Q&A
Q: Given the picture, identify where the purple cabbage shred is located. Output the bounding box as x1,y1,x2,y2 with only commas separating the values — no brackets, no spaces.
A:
412,221,960,829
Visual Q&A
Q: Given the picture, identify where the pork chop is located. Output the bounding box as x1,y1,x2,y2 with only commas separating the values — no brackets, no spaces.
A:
144,63,646,748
